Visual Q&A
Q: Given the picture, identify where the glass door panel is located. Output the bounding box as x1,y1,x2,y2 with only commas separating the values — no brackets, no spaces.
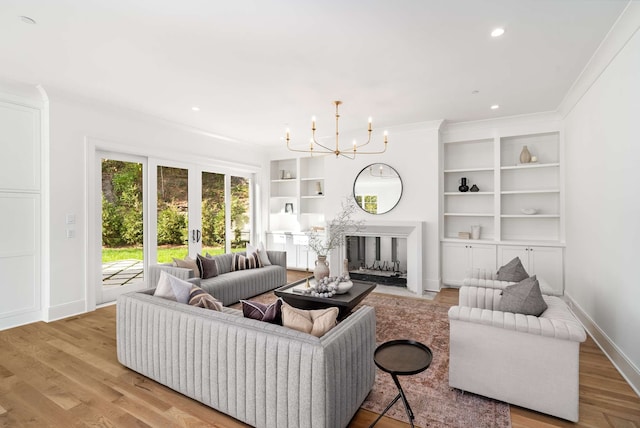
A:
156,165,189,263
231,176,251,252
202,171,226,256
99,155,146,304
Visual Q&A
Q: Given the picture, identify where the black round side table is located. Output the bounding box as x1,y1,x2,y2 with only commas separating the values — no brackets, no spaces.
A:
369,339,433,428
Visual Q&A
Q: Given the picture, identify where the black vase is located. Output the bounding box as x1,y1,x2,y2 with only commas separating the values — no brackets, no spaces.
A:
458,177,469,192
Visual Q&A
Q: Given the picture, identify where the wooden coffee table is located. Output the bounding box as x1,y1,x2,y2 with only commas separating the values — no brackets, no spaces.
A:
274,277,376,320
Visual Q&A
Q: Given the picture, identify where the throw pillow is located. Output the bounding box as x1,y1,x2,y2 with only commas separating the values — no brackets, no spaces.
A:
196,254,218,279
173,256,201,278
281,303,339,337
496,257,529,282
241,298,283,324
188,285,223,311
153,271,192,303
231,252,263,271
247,242,272,266
498,275,548,316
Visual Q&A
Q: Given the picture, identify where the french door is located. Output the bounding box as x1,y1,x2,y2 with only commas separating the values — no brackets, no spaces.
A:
95,153,253,305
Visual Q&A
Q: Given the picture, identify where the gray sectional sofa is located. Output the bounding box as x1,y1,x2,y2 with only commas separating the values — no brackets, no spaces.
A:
148,251,287,305
116,288,376,428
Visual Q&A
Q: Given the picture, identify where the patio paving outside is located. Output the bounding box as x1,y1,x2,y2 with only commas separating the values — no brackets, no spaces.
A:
102,259,144,288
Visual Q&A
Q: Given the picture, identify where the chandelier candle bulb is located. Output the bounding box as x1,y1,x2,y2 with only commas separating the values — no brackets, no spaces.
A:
368,117,372,131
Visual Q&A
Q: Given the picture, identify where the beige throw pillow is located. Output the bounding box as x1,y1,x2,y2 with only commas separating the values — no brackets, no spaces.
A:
282,303,338,337
173,256,200,278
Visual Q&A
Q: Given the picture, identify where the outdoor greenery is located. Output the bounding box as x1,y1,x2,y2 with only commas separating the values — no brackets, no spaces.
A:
102,246,226,264
102,160,250,263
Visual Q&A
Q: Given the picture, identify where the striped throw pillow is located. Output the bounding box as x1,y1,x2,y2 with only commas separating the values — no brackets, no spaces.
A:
231,252,263,271
188,285,223,311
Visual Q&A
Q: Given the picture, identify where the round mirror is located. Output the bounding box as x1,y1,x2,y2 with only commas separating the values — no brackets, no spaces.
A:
353,163,403,214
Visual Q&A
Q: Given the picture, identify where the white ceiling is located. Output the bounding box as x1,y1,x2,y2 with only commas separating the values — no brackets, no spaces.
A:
0,0,628,147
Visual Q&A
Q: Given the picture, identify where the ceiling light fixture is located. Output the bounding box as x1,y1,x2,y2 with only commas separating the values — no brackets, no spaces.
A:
491,28,505,37
491,104,500,110
191,106,200,111
285,100,388,159
19,16,36,25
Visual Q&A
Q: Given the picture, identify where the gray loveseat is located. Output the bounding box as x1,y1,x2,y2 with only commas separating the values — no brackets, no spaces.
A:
117,289,376,428
148,251,287,305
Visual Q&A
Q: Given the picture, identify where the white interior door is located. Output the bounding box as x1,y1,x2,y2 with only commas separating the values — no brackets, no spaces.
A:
0,100,42,328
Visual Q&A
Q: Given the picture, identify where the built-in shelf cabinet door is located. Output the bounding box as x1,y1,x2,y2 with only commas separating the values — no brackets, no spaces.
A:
442,242,496,286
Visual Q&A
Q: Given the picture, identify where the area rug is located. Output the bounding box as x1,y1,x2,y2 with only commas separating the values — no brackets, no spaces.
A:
233,291,511,428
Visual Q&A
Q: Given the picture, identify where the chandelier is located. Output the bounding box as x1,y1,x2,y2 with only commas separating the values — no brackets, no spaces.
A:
285,100,388,159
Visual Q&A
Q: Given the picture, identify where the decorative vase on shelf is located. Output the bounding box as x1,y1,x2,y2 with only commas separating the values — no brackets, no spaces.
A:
470,184,479,192
458,177,469,192
314,256,330,281
519,146,532,164
471,225,481,240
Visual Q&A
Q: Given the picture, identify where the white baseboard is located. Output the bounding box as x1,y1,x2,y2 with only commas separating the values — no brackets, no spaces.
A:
46,299,87,322
0,310,43,331
565,292,640,397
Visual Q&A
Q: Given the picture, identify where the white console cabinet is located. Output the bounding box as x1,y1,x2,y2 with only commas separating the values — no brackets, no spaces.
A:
266,232,316,271
442,242,496,286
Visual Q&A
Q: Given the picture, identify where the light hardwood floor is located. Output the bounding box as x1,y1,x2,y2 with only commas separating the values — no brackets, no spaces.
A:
0,279,638,427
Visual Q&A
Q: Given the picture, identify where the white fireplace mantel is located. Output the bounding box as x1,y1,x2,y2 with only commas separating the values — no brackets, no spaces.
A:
334,221,424,295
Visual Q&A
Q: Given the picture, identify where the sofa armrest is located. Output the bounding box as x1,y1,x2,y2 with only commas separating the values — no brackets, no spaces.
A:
319,306,376,428
267,250,287,269
147,263,194,287
448,303,586,342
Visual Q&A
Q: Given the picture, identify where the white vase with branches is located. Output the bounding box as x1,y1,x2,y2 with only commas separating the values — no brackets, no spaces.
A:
306,196,364,279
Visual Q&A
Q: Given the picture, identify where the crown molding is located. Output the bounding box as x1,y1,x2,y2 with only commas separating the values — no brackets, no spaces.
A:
558,1,640,118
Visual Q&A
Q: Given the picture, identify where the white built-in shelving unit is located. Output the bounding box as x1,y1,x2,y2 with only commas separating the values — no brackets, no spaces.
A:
440,130,565,294
268,157,325,270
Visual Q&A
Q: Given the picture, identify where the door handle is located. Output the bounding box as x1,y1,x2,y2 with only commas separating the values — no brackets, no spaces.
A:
192,229,197,243
197,229,201,243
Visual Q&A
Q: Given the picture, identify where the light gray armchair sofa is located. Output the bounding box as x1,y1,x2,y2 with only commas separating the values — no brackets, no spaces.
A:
117,289,376,428
448,285,586,422
148,250,287,305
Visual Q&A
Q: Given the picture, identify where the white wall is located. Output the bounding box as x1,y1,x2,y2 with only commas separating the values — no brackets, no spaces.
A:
46,89,269,319
563,18,640,388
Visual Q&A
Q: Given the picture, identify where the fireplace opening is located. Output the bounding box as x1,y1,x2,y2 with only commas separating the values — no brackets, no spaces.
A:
345,235,407,287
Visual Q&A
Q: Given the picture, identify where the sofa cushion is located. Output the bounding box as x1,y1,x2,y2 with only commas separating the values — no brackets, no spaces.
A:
247,242,271,266
154,271,192,303
498,275,548,316
188,285,223,311
173,256,200,278
496,257,529,282
240,298,282,324
282,303,338,337
231,252,262,271
196,254,219,279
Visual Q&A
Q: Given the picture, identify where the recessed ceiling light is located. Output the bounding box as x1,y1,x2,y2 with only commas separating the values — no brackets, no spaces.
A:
491,104,500,110
19,16,36,25
471,90,479,95
191,106,200,111
491,28,505,37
